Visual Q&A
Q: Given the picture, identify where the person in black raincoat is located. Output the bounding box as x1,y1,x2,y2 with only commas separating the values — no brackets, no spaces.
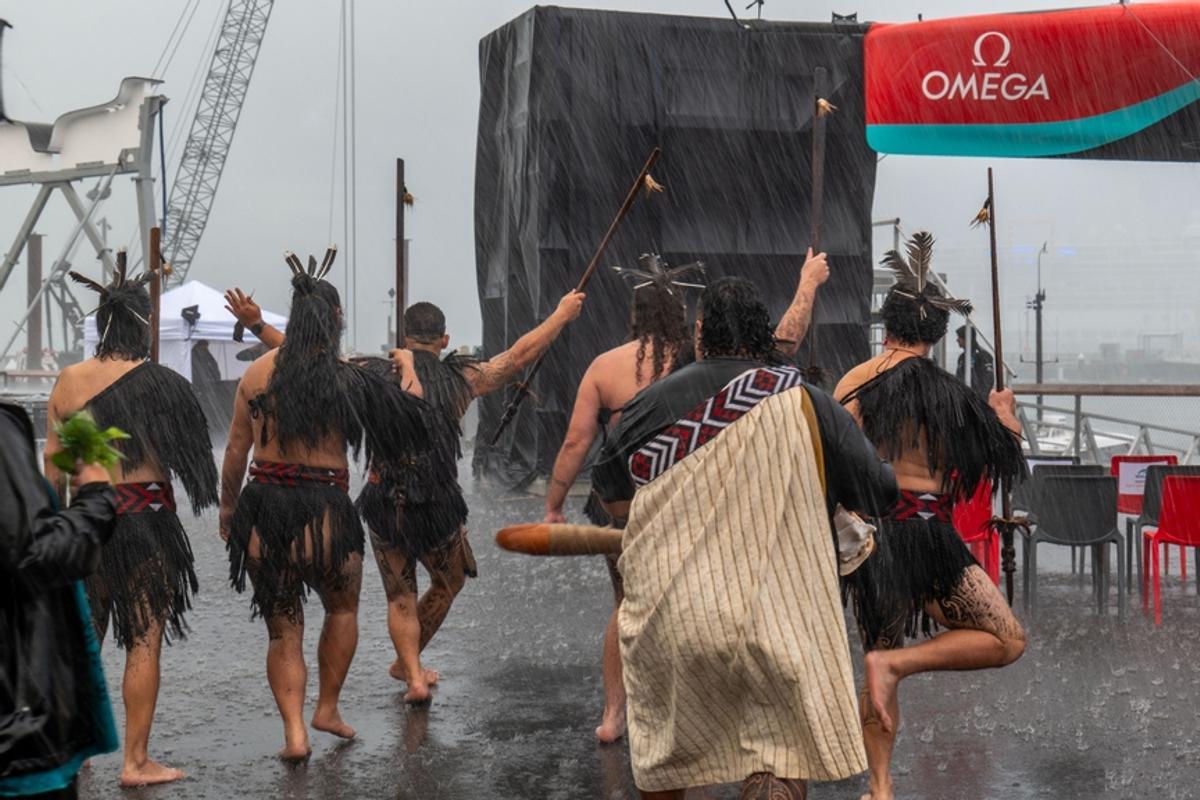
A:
0,401,119,799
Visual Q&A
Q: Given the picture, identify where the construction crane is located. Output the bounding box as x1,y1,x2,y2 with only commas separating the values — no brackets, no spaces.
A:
164,0,275,285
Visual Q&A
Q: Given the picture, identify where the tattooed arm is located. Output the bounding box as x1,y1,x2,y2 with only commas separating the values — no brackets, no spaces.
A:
464,290,585,398
774,248,830,358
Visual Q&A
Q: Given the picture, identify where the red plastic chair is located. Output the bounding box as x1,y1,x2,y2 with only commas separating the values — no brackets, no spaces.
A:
1142,476,1200,625
1113,454,1182,578
954,481,999,585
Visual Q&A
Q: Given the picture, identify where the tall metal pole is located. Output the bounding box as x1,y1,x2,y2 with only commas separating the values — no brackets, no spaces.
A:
26,234,43,371
1035,242,1047,422
395,158,407,346
986,168,1017,605
149,228,162,364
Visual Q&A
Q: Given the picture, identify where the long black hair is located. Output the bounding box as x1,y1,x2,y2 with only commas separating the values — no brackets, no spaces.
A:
265,275,346,453
697,276,775,361
630,282,689,382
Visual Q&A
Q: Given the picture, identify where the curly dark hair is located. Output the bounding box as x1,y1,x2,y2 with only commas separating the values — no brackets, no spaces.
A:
94,284,151,360
630,282,689,382
265,276,346,453
698,277,775,361
881,283,950,345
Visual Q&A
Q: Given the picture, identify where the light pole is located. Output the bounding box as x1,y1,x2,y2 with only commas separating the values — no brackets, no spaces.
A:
1033,242,1048,420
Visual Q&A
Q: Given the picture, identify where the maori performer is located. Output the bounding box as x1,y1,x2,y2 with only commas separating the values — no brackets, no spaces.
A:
544,248,829,743
834,232,1026,800
225,286,585,703
44,258,218,787
589,276,896,799
219,250,429,759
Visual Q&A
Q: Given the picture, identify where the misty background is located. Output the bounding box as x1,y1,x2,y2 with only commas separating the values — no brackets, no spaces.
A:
1,0,1198,366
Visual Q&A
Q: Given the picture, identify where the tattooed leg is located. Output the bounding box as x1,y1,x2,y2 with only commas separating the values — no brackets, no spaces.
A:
925,566,1026,661
416,529,470,651
369,532,435,699
739,772,807,799
861,566,1026,799
311,553,362,736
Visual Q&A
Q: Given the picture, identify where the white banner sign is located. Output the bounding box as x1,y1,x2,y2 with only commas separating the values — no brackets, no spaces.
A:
1118,460,1172,495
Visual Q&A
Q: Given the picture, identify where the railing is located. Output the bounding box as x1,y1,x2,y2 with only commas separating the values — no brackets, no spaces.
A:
1011,384,1200,465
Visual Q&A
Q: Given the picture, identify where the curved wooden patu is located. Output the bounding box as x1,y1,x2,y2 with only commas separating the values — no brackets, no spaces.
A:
495,523,623,556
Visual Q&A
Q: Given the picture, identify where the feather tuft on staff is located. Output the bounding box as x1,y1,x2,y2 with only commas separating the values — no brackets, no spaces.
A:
642,173,665,196
816,97,838,117
971,198,992,229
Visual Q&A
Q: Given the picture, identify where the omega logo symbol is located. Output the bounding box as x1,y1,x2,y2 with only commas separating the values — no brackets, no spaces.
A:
921,30,1049,102
972,31,1012,67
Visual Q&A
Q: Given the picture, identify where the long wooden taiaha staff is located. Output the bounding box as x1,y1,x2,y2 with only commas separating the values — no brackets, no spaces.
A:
488,147,665,446
976,167,1025,605
395,158,414,345
802,69,836,386
149,227,162,364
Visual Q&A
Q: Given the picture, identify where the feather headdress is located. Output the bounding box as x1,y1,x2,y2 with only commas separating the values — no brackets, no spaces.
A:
68,249,164,349
612,253,705,296
881,231,973,317
282,245,338,293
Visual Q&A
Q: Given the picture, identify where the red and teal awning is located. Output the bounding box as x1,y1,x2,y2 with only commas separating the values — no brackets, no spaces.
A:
865,3,1200,160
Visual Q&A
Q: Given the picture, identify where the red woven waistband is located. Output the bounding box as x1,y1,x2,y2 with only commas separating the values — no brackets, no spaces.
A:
114,481,176,515
888,490,954,523
249,461,349,492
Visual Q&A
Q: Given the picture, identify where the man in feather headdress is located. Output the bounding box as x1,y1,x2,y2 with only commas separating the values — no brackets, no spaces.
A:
225,285,584,703
220,249,432,757
590,276,897,799
834,232,1027,800
542,248,829,744
44,257,219,787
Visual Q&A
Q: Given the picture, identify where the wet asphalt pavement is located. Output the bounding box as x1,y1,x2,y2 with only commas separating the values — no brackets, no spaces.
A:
76,453,1200,800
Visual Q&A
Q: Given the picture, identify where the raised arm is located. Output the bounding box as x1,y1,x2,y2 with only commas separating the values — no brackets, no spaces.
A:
988,387,1023,438
225,288,285,350
219,376,255,541
544,365,603,522
465,290,585,398
775,248,830,358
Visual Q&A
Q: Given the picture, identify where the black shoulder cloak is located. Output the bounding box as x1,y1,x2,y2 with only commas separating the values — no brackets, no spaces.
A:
86,361,218,513
841,356,1026,498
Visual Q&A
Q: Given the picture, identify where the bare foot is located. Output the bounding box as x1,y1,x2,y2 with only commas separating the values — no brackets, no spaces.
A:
595,705,627,743
278,744,312,764
118,759,185,787
864,778,895,800
404,679,431,705
311,708,356,739
863,651,899,734
388,660,439,686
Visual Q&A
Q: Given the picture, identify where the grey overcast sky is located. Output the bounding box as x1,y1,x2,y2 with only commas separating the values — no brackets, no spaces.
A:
2,0,1199,358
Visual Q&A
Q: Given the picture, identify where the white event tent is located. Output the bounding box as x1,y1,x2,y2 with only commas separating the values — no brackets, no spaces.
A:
84,280,286,382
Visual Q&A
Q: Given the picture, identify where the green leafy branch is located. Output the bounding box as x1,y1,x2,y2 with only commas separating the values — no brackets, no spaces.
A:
50,410,129,473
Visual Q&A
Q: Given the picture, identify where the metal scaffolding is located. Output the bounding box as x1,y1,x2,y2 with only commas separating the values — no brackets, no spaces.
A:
164,0,275,285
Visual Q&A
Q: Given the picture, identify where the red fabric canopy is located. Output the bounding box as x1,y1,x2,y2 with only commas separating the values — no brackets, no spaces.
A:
865,3,1200,160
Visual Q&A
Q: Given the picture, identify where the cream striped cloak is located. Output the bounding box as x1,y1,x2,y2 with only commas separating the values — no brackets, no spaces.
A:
617,385,866,791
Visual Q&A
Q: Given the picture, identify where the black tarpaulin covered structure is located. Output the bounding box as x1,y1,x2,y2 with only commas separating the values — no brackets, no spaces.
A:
473,7,876,486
